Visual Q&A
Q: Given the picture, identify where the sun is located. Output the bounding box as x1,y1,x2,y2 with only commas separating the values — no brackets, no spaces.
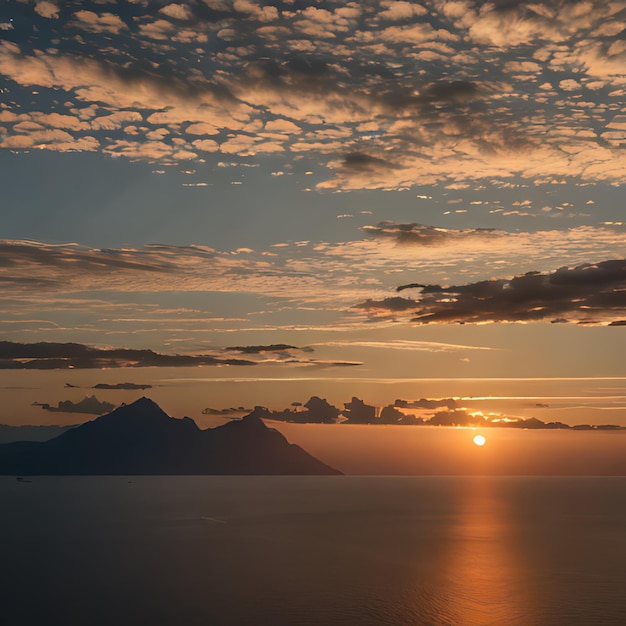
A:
473,434,486,447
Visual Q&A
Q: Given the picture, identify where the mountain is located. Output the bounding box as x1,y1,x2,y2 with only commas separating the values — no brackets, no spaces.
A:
0,398,342,476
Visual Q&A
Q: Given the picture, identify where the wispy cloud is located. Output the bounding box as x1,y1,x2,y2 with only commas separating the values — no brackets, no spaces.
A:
312,339,497,352
2,224,622,298
0,223,625,344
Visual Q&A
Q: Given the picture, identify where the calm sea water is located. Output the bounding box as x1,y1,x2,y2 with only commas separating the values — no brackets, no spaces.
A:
2,476,625,626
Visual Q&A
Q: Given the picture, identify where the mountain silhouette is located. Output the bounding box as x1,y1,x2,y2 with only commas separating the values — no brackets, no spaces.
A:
0,398,341,476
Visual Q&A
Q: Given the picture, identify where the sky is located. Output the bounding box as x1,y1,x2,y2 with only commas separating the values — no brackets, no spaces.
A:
1,0,625,455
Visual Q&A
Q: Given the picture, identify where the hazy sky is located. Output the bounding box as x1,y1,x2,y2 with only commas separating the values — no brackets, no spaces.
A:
0,0,625,432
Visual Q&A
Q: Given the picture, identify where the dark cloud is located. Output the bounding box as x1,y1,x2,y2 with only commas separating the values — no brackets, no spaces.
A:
242,56,339,97
244,53,482,123
93,383,152,390
422,409,577,429
285,57,332,79
34,395,115,415
0,341,255,369
99,56,238,104
202,406,253,416
242,55,404,106
362,221,498,245
421,80,479,103
318,361,362,367
341,152,400,172
0,242,175,273
0,341,359,370
221,345,360,368
0,276,59,288
250,396,342,424
379,80,484,116
354,297,418,312
391,259,626,325
395,398,459,410
225,344,302,354
342,396,376,424
427,409,486,426
239,393,623,429
378,405,424,425
301,396,342,423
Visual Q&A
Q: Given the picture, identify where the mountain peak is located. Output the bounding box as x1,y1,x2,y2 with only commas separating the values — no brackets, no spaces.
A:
215,408,272,437
106,396,169,419
0,396,342,475
124,396,162,411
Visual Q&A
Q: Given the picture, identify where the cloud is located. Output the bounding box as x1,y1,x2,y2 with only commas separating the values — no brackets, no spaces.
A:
0,241,175,273
202,406,253,416
0,0,623,186
2,224,625,344
159,4,194,21
418,80,479,104
341,152,401,172
385,259,626,325
363,221,498,245
34,1,59,19
0,340,361,370
0,238,388,312
233,0,279,22
224,344,303,354
34,395,115,415
0,340,256,369
260,395,343,424
313,340,495,352
93,383,152,390
355,297,419,312
239,393,625,429
378,1,429,21
0,40,248,135
395,397,458,410
443,0,615,48
72,11,127,35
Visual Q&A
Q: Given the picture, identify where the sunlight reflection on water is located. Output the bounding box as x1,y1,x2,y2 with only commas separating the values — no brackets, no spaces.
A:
2,476,626,626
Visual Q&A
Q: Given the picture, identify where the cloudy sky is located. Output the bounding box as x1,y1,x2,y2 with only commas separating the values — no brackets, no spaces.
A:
0,0,625,431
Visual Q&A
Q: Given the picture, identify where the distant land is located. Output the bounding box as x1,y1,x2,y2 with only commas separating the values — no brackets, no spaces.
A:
0,398,341,476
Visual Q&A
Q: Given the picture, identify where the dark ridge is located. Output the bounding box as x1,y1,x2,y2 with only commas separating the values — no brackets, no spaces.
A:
0,397,341,476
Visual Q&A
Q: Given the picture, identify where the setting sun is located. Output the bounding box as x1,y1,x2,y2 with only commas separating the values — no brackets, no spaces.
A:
473,435,487,447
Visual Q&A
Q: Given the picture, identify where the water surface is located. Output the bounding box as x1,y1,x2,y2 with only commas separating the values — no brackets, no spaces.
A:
2,476,625,625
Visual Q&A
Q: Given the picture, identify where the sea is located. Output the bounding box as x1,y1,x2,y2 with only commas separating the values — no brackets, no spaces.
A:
2,476,625,626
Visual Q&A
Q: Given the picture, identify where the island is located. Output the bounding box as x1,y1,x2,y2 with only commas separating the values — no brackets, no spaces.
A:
0,397,341,476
